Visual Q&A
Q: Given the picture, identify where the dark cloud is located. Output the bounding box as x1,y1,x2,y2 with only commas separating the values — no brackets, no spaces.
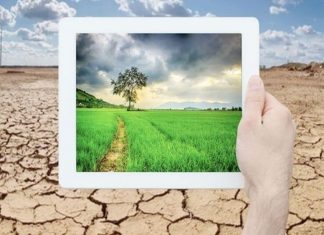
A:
76,33,170,86
76,34,115,87
130,34,241,79
76,33,241,92
76,34,94,62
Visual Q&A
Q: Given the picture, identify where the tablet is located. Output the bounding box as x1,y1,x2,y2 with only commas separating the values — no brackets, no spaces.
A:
59,17,259,188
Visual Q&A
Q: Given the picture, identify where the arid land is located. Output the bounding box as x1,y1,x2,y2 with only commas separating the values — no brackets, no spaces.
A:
0,65,323,234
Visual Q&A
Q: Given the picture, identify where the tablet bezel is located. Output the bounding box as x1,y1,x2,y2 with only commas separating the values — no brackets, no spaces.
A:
59,17,259,188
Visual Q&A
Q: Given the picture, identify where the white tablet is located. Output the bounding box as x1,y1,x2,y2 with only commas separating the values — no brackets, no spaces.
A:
59,17,259,188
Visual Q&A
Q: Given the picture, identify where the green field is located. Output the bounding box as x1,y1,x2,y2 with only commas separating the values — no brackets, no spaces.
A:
77,108,241,172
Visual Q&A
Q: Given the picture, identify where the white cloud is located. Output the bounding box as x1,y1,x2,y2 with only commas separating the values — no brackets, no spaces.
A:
11,0,76,20
4,28,46,41
115,0,210,16
0,5,16,27
272,0,302,6
34,20,58,34
2,41,34,53
260,25,324,66
3,30,17,37
270,0,301,16
205,12,216,17
293,25,315,35
269,6,287,14
138,0,193,16
35,41,53,49
261,29,292,43
115,0,133,15
71,0,100,2
17,28,46,41
2,40,57,65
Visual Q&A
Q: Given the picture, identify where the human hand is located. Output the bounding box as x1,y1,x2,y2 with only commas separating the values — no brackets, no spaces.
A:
237,76,296,235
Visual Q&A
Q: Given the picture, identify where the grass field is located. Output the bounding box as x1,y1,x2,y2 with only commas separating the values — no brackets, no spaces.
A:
76,108,241,172
76,109,118,171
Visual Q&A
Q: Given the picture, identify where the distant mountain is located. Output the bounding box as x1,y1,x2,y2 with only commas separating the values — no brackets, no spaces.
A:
156,101,239,110
76,89,125,108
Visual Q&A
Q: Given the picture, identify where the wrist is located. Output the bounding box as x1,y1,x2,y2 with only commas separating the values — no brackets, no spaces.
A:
248,183,289,205
243,186,289,235
250,185,289,221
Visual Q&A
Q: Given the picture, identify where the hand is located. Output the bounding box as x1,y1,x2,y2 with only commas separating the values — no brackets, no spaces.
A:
237,76,296,235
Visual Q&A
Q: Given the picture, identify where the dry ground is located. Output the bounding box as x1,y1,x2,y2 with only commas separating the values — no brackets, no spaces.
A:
0,67,323,234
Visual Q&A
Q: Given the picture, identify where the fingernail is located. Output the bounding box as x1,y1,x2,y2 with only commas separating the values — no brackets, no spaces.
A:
249,76,262,89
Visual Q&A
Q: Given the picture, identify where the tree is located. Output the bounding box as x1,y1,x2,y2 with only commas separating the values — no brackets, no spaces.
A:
111,67,148,111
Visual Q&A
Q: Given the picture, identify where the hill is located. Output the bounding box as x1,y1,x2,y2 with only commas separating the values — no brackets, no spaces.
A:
272,62,324,72
76,89,125,108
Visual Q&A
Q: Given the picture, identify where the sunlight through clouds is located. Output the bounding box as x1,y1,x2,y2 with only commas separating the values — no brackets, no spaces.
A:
76,33,242,109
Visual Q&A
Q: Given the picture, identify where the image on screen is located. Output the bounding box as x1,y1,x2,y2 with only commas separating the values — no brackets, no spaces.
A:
76,33,242,172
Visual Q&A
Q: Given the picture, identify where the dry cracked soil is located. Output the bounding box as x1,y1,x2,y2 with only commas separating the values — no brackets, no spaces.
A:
0,67,323,234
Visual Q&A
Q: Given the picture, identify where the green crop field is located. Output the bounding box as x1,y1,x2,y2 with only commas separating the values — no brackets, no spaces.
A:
77,109,118,171
76,108,241,172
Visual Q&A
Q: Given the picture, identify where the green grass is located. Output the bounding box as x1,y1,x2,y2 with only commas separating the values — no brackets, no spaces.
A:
77,109,241,172
76,109,118,171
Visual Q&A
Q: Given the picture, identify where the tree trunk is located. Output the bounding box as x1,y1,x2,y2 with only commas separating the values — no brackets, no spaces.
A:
128,100,131,111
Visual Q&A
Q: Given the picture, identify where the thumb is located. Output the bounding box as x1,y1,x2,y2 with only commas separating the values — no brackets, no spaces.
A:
243,76,265,123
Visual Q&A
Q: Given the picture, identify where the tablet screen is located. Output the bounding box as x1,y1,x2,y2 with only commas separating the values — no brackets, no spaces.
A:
76,33,242,173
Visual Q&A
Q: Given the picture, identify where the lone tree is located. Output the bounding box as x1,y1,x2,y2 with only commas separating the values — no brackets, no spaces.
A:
111,67,148,111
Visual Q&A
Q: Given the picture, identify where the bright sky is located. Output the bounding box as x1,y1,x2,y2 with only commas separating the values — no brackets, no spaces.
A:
0,0,324,66
76,33,242,109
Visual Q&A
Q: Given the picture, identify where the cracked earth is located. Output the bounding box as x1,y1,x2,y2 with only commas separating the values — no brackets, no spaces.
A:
0,67,323,234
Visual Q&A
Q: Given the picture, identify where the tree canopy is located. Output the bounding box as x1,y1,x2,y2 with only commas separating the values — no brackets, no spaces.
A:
111,67,148,110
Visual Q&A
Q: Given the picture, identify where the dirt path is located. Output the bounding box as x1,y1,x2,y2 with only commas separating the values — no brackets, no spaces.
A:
98,118,127,172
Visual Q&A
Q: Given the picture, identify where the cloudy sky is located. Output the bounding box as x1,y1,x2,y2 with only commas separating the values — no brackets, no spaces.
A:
0,0,324,66
77,33,241,109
